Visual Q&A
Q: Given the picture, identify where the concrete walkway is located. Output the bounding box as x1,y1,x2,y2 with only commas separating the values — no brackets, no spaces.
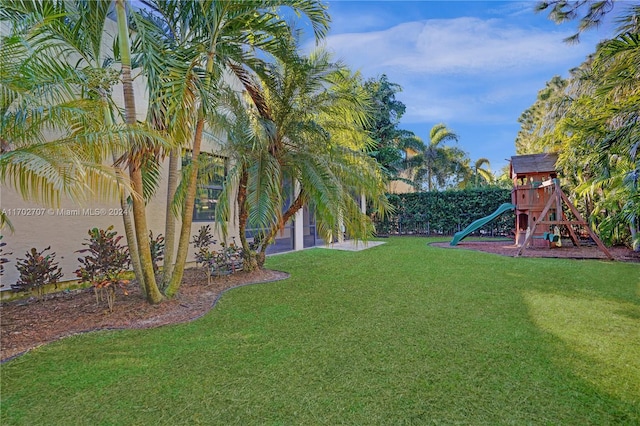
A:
316,240,386,252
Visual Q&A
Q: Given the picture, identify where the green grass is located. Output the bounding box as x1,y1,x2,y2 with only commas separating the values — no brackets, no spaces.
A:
2,237,639,425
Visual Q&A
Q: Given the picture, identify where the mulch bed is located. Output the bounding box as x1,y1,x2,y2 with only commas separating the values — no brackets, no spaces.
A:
430,239,640,262
1,268,289,362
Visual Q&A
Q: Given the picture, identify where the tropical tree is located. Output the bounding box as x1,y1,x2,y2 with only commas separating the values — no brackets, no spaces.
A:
583,27,640,248
362,74,419,182
133,0,331,297
495,164,514,189
535,0,616,43
515,75,569,154
406,124,462,191
522,2,640,249
0,0,150,234
1,0,178,303
460,158,493,189
113,0,170,303
216,49,391,268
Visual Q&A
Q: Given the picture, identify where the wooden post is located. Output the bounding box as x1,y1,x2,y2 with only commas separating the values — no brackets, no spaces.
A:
516,183,614,260
559,189,613,260
516,188,556,256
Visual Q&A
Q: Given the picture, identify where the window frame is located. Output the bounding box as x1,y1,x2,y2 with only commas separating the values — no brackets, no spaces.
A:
182,150,227,222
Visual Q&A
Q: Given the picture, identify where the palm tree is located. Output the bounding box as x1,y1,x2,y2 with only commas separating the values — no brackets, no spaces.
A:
535,0,616,43
113,0,167,303
586,25,640,249
407,124,459,191
154,0,330,297
216,49,391,268
0,1,146,232
1,0,176,302
461,158,493,189
528,5,640,249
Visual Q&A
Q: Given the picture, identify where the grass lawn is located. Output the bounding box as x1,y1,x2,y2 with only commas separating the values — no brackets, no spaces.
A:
1,237,639,425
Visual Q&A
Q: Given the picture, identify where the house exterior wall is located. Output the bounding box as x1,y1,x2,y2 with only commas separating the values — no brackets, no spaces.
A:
387,147,418,194
387,178,415,194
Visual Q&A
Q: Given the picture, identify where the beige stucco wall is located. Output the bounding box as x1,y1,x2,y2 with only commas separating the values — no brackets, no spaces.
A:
387,179,416,194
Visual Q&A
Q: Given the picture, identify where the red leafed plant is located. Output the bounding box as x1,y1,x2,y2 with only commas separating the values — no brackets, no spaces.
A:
12,246,62,300
75,226,130,312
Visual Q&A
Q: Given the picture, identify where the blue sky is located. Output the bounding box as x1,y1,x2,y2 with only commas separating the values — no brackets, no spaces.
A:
302,0,621,174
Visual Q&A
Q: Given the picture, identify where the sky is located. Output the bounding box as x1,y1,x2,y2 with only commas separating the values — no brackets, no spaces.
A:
301,0,622,174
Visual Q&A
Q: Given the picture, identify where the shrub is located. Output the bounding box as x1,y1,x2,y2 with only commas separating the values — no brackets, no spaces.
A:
190,226,243,284
149,231,165,276
0,235,10,277
12,246,63,300
375,188,514,236
191,225,216,285
75,226,130,312
215,239,243,276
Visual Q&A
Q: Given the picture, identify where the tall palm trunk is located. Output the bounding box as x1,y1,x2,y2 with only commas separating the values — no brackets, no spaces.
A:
115,0,163,303
104,102,144,289
236,166,258,271
165,32,219,297
161,148,179,289
165,118,205,297
631,218,639,252
257,192,305,267
116,163,144,290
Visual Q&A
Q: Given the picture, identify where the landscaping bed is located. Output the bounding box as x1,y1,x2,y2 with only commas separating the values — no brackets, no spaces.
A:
0,267,288,362
432,239,640,262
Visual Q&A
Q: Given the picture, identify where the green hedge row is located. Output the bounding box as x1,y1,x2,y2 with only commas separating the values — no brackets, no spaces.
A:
375,188,515,237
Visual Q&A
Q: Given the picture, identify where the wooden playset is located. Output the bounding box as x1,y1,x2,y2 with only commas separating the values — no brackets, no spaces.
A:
510,153,613,260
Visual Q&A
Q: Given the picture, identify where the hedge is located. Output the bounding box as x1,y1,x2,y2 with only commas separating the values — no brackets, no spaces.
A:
375,188,514,237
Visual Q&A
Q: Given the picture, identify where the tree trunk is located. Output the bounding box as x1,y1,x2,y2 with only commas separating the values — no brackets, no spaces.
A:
257,192,305,267
237,166,258,271
165,36,218,297
161,148,180,289
115,0,163,303
129,165,164,303
631,217,639,252
165,118,205,297
113,157,145,293
104,102,145,292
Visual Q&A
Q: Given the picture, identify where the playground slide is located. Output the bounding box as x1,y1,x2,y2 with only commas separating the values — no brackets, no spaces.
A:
449,203,516,246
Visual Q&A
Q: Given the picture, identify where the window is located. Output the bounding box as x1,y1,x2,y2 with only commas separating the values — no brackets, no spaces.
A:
182,151,227,221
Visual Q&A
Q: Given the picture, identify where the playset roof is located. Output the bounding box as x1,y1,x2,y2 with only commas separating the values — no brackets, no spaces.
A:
510,153,558,175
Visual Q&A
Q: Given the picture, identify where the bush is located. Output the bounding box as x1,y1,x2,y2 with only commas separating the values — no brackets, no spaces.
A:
191,225,217,285
149,230,165,276
190,226,243,284
215,239,243,276
12,246,63,300
0,235,10,277
75,226,130,312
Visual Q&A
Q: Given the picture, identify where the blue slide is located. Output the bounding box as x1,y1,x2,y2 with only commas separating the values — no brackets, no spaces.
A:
450,203,516,246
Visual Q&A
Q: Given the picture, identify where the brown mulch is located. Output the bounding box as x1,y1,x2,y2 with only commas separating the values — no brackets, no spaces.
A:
0,268,289,362
430,239,640,262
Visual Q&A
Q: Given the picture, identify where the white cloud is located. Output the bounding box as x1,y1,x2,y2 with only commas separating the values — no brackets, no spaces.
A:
321,17,592,75
486,2,537,17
